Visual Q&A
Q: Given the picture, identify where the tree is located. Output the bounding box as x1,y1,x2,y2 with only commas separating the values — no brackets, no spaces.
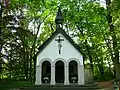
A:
105,0,120,89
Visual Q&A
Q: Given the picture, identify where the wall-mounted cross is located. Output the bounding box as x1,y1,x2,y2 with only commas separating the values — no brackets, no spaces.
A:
55,36,64,54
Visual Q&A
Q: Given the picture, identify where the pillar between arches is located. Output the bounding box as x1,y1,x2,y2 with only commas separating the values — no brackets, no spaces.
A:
50,65,55,85
64,65,69,85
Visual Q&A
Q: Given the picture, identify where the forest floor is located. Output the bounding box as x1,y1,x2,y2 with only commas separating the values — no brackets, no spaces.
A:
0,81,33,90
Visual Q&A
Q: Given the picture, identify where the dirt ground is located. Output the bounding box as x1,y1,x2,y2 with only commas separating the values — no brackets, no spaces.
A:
96,80,115,90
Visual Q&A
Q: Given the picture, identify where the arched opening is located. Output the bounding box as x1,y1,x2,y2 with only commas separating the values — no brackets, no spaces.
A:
69,60,78,83
55,61,64,83
42,61,51,83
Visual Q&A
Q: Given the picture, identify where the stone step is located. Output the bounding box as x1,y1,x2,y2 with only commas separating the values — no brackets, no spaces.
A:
20,84,100,90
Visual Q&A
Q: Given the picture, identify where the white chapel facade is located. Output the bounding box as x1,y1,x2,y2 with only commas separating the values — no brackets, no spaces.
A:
35,7,85,85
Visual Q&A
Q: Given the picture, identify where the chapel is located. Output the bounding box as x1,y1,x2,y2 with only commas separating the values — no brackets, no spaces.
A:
35,7,85,85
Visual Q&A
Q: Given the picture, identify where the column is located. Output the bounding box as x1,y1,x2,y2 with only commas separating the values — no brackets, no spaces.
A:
64,65,69,85
78,65,84,85
50,65,55,85
35,65,42,85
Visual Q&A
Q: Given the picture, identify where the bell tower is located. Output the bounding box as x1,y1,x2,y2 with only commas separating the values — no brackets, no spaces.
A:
55,7,64,29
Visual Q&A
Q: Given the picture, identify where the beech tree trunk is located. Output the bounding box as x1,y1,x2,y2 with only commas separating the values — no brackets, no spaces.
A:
0,1,2,77
105,0,120,88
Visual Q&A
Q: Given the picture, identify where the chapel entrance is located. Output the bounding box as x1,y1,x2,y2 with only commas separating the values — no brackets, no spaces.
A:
69,61,78,83
55,61,64,83
42,61,51,83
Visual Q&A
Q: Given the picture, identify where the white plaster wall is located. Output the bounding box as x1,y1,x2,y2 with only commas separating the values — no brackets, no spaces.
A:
37,33,83,65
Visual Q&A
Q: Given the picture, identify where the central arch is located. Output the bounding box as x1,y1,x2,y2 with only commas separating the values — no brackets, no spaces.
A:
55,60,64,83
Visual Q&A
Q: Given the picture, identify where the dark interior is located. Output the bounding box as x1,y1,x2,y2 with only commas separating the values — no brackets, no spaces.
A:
55,61,64,83
42,61,51,83
69,61,78,83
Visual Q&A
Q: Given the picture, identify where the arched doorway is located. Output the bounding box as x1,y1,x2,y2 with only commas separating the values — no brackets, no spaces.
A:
69,60,78,83
42,61,51,83
55,61,64,83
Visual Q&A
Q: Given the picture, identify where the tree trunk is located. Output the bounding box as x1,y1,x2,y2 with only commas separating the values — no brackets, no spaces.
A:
105,0,120,87
98,62,105,80
77,25,94,72
108,60,114,78
0,1,3,81
86,43,93,73
96,55,105,80
24,50,29,80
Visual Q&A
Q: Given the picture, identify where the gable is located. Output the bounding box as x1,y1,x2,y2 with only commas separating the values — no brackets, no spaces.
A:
37,28,83,56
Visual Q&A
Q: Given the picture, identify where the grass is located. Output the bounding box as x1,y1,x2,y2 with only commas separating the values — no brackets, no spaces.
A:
0,81,33,90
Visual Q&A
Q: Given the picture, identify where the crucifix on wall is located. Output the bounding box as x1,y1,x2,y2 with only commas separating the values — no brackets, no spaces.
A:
55,36,64,54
